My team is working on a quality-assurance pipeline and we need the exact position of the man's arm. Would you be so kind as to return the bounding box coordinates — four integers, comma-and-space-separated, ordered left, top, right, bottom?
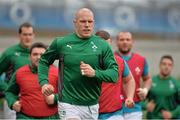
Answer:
0, 51, 11, 75
162, 80, 180, 118
123, 72, 135, 102
5, 72, 20, 109
137, 59, 152, 100
38, 38, 59, 96
45, 93, 59, 105
94, 43, 118, 83
122, 61, 135, 108
142, 59, 152, 90
38, 39, 59, 86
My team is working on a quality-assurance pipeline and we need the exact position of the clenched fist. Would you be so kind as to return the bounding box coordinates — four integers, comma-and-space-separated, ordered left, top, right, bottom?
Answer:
80, 61, 95, 77
125, 98, 134, 108
12, 101, 21, 112
41, 84, 54, 96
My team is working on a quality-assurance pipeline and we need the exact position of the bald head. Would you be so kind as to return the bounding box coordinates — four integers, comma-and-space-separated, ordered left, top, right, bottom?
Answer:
74, 8, 94, 20
73, 8, 94, 38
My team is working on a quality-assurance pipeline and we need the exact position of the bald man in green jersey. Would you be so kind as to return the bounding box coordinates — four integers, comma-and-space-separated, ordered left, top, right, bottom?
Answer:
38, 8, 118, 120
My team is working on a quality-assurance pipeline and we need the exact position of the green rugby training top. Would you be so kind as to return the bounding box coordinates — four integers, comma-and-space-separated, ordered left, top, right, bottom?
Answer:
0, 44, 30, 92
38, 33, 118, 105
142, 75, 180, 119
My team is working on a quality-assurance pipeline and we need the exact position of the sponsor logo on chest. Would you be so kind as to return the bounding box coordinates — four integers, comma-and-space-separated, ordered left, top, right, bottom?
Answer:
66, 44, 72, 49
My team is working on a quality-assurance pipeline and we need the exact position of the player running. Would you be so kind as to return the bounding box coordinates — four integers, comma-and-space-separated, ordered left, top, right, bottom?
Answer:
96, 30, 135, 120
115, 32, 152, 120
5, 42, 59, 119
0, 22, 34, 119
38, 8, 118, 120
143, 55, 180, 119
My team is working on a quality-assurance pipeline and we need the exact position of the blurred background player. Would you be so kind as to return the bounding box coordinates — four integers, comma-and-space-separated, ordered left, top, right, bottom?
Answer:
5, 42, 59, 119
143, 55, 180, 119
115, 32, 152, 120
38, 8, 118, 120
0, 22, 34, 119
96, 30, 135, 120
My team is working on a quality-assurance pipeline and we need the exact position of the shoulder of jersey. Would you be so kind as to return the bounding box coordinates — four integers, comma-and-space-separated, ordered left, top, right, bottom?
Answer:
93, 35, 105, 42
55, 33, 75, 43
3, 44, 20, 56
16, 65, 29, 73
94, 35, 109, 47
133, 52, 145, 59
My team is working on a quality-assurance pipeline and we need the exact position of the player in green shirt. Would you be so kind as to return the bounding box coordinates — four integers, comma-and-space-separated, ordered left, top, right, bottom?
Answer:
38, 8, 118, 119
0, 22, 34, 87
0, 22, 34, 119
142, 55, 180, 119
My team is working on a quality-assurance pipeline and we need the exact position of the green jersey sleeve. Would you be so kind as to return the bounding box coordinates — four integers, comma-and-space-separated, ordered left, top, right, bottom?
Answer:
0, 51, 11, 75
5, 72, 19, 109
95, 43, 118, 83
38, 38, 59, 86
54, 93, 59, 105
171, 80, 180, 118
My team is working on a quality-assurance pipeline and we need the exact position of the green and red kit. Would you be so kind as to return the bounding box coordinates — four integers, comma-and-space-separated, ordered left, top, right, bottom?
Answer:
5, 65, 58, 118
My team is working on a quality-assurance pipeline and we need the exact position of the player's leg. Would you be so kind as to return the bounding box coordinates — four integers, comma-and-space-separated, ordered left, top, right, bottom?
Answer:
58, 102, 99, 120
3, 100, 16, 119
78, 104, 99, 120
58, 102, 81, 120
124, 111, 142, 120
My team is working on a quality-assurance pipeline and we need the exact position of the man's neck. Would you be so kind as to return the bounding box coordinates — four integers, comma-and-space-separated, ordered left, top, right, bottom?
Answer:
20, 43, 30, 49
75, 32, 91, 39
29, 63, 38, 73
117, 50, 131, 57
159, 73, 170, 79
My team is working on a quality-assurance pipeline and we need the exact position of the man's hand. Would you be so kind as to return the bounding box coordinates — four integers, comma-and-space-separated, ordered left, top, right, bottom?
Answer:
162, 110, 172, 119
41, 84, 54, 96
12, 101, 21, 112
45, 94, 55, 105
125, 98, 134, 108
137, 88, 148, 100
80, 61, 95, 77
146, 100, 155, 112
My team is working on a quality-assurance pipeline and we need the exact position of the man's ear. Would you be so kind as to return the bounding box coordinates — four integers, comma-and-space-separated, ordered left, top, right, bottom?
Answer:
73, 19, 76, 24
110, 39, 112, 44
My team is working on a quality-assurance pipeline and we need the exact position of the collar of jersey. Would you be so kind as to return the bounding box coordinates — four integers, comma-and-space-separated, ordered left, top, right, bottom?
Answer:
158, 74, 172, 80
116, 50, 133, 61
18, 43, 30, 52
29, 63, 37, 74
74, 33, 94, 40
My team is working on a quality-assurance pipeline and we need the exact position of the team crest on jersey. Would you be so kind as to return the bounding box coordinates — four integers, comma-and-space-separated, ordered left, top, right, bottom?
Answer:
15, 52, 21, 56
135, 67, 141, 75
120, 95, 124, 100
152, 82, 157, 87
91, 41, 98, 51
169, 80, 175, 89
